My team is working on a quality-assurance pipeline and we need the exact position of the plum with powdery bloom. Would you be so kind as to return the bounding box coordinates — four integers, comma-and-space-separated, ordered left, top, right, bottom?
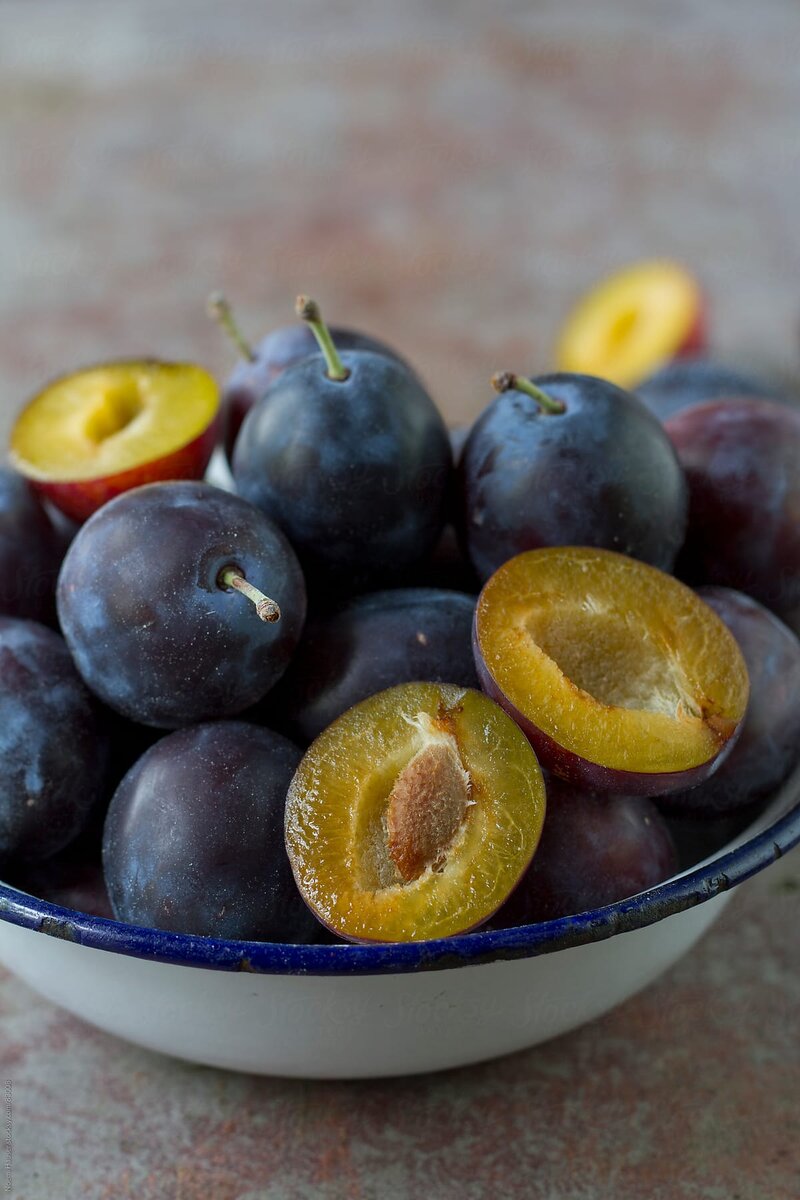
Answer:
0, 468, 66, 625
0, 617, 110, 863
103, 721, 318, 942
232, 300, 452, 592
57, 481, 306, 728
667, 397, 800, 635
457, 372, 688, 583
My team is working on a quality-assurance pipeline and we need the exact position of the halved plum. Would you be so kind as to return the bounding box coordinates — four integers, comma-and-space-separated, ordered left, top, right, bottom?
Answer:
474, 547, 749, 796
284, 682, 546, 943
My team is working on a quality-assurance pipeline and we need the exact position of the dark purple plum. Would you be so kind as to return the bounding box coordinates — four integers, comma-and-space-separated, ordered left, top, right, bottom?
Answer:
103, 721, 319, 942
491, 778, 678, 926
658, 588, 800, 816
457, 372, 688, 583
208, 293, 413, 462
8, 850, 112, 918
69, 711, 165, 857
232, 298, 452, 591
0, 468, 66, 625
262, 588, 480, 744
637, 357, 785, 423
0, 618, 110, 863
57, 481, 306, 728
667, 398, 800, 633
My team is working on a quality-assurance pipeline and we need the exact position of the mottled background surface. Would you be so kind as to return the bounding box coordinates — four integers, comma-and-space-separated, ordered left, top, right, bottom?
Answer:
1, 1, 800, 1197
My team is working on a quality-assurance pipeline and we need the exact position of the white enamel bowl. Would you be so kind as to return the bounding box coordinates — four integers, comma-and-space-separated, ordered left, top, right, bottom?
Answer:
0, 768, 797, 1079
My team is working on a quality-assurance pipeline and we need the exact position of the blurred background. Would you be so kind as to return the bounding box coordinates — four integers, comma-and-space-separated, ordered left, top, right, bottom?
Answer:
1, 0, 799, 437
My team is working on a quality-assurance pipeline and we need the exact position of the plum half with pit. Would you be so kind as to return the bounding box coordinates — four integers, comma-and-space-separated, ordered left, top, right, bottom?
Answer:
233, 297, 452, 591
492, 778, 678, 926
103, 721, 318, 941
285, 682, 546, 942
658, 588, 800, 816
473, 547, 749, 796
262, 587, 480, 744
457, 372, 688, 583
0, 618, 110, 864
57, 481, 306, 728
666, 397, 800, 635
207, 292, 413, 462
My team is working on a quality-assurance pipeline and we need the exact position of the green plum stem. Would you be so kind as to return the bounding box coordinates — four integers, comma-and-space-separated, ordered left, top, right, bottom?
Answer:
207, 292, 257, 363
491, 372, 565, 415
295, 295, 350, 382
218, 567, 281, 623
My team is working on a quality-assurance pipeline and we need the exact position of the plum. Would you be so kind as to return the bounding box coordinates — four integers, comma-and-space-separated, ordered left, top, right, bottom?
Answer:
457, 372, 687, 583
0, 618, 109, 863
285, 683, 546, 942
208, 293, 413, 462
0, 468, 65, 625
473, 547, 749, 795
262, 588, 480, 744
492, 778, 678, 926
57, 481, 306, 728
233, 298, 452, 591
103, 721, 318, 942
667, 397, 800, 634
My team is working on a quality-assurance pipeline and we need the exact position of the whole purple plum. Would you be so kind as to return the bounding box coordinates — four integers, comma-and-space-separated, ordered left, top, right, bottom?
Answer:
0, 468, 66, 625
103, 721, 318, 942
457, 372, 688, 583
0, 618, 109, 863
208, 294, 412, 462
57, 481, 306, 728
666, 397, 800, 634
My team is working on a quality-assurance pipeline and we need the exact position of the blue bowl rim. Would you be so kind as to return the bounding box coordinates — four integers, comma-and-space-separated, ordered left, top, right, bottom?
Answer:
1, 778, 798, 977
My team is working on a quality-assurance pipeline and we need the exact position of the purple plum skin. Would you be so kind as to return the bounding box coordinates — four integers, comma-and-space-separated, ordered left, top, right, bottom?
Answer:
0, 468, 66, 625
636, 357, 785, 423
57, 481, 306, 729
0, 618, 110, 863
666, 398, 800, 635
658, 587, 800, 816
232, 350, 452, 591
261, 588, 480, 744
491, 778, 678, 926
457, 373, 688, 583
223, 324, 412, 461
103, 721, 319, 942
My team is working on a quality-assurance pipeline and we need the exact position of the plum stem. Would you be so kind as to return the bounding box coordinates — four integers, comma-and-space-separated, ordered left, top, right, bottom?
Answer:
207, 292, 257, 363
295, 295, 350, 382
491, 372, 565, 415
218, 566, 281, 623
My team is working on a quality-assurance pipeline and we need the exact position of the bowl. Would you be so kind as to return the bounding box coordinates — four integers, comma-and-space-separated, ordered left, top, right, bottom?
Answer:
1, 768, 798, 1079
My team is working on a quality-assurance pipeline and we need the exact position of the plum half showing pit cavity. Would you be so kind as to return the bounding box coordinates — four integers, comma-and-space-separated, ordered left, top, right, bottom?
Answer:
284, 682, 546, 943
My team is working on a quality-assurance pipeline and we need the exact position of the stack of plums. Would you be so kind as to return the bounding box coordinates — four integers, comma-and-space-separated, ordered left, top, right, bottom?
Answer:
2, 265, 800, 947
